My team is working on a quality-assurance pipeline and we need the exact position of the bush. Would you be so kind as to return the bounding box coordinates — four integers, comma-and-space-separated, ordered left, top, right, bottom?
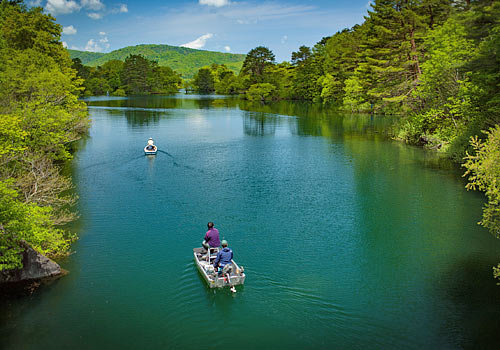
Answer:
246, 83, 276, 101
112, 88, 127, 96
463, 125, 500, 238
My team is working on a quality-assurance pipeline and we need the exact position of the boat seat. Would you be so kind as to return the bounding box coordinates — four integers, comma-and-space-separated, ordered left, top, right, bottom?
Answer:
204, 247, 220, 262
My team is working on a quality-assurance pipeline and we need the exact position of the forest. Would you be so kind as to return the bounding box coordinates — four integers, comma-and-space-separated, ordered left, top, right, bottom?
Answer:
68, 44, 245, 79
0, 1, 88, 270
72, 55, 182, 96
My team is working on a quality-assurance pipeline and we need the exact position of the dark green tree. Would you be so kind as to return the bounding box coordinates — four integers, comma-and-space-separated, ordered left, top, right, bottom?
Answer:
192, 67, 214, 93
291, 38, 329, 101
240, 46, 276, 80
291, 46, 312, 66
100, 59, 124, 92
71, 58, 90, 80
121, 54, 151, 94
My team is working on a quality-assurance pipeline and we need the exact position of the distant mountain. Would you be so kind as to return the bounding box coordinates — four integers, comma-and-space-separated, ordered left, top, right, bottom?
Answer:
67, 44, 246, 78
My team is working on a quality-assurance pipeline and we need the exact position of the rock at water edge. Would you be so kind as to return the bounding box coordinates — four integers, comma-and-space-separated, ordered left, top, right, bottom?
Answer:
0, 240, 62, 284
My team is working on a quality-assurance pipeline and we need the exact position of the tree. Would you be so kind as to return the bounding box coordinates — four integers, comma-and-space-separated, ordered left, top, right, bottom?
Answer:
351, 0, 430, 111
192, 67, 214, 92
246, 83, 276, 102
291, 38, 329, 101
0, 0, 88, 270
321, 27, 363, 104
121, 54, 151, 94
149, 64, 182, 94
72, 58, 90, 80
291, 46, 312, 66
100, 59, 124, 92
240, 46, 275, 80
463, 126, 500, 238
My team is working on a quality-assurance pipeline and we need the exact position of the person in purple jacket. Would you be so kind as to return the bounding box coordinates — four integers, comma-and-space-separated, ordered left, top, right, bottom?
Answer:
202, 222, 220, 251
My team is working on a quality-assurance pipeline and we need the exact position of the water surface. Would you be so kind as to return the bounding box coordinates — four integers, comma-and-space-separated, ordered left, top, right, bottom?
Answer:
2, 95, 500, 349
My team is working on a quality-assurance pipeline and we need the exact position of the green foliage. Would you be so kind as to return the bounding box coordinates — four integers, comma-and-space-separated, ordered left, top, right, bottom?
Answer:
464, 1, 500, 118
149, 65, 182, 94
75, 54, 182, 96
192, 67, 215, 93
122, 54, 152, 94
246, 83, 276, 102
414, 17, 474, 109
68, 44, 245, 79
397, 1, 499, 159
494, 263, 500, 284
0, 0, 88, 270
263, 63, 294, 100
343, 75, 370, 112
291, 46, 312, 65
240, 46, 275, 81
66, 49, 105, 65
191, 63, 243, 94
111, 88, 126, 97
463, 126, 500, 238
321, 28, 362, 104
0, 180, 75, 271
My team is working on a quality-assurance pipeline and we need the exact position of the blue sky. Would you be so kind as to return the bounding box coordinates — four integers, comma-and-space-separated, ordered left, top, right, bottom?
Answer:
30, 0, 372, 62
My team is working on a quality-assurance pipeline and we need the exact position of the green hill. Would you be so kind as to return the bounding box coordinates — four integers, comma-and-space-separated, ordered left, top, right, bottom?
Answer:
67, 44, 245, 78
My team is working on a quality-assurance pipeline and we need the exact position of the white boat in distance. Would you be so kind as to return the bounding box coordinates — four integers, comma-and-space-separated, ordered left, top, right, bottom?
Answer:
193, 247, 245, 289
144, 137, 157, 155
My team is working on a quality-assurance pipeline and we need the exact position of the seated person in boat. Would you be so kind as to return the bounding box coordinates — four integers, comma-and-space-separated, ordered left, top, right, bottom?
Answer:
146, 138, 155, 150
202, 222, 220, 251
213, 240, 233, 276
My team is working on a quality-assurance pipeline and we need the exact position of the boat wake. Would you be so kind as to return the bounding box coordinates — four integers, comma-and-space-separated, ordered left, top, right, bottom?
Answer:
158, 149, 215, 177
81, 154, 144, 171
157, 149, 174, 158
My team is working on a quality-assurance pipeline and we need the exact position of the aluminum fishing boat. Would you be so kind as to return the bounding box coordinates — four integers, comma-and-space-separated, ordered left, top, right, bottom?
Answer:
193, 247, 245, 289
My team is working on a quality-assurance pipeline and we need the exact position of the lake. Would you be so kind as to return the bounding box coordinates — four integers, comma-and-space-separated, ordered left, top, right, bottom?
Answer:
1, 94, 500, 349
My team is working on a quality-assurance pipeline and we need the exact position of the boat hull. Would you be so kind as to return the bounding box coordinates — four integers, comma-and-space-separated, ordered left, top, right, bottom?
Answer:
193, 248, 245, 288
144, 146, 157, 155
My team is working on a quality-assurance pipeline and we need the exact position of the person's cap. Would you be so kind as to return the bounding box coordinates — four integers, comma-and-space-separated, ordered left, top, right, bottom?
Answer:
221, 240, 228, 246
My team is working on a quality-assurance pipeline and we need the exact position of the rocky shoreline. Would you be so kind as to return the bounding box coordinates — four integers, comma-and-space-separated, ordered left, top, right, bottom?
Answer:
0, 241, 66, 296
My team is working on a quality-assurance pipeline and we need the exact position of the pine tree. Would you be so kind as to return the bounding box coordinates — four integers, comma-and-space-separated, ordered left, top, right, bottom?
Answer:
353, 0, 430, 110
121, 54, 151, 94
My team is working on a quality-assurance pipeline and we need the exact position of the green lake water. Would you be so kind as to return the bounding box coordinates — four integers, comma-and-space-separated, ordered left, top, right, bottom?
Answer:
1, 95, 500, 349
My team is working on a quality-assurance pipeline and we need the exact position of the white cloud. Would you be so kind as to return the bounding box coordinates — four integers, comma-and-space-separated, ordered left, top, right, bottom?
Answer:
28, 0, 42, 6
62, 25, 77, 35
109, 3, 128, 14
62, 41, 68, 48
46, 0, 80, 15
80, 35, 110, 52
81, 0, 105, 11
224, 45, 231, 52
84, 39, 103, 52
281, 35, 287, 44
88, 12, 103, 20
99, 31, 106, 36
181, 33, 213, 49
199, 0, 229, 7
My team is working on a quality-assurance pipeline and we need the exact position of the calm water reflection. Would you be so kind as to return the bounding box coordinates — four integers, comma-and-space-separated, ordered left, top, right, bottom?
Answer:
1, 94, 499, 350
